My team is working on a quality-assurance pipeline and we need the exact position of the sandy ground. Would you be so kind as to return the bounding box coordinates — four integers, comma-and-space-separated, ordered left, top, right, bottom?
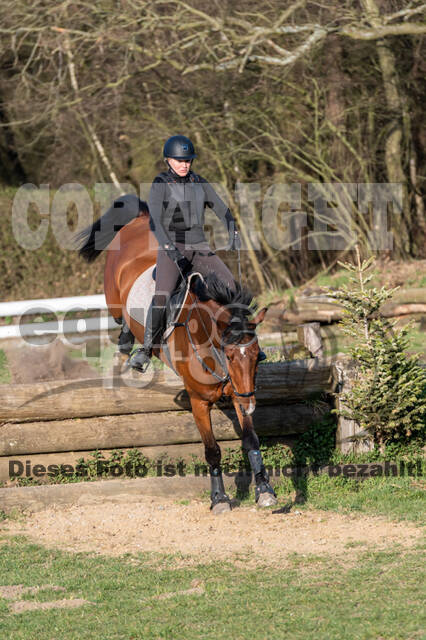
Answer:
1, 496, 422, 567
4, 340, 98, 384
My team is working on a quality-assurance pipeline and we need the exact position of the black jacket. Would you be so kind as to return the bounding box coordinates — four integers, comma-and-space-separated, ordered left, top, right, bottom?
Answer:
148, 168, 235, 258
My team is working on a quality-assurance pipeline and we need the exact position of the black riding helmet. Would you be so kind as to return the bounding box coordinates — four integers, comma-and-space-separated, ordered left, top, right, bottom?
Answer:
163, 135, 196, 160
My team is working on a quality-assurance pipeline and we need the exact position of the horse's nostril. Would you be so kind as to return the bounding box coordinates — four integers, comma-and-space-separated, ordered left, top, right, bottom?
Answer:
239, 404, 247, 417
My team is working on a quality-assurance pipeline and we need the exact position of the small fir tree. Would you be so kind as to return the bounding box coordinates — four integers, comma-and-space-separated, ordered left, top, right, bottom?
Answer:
328, 247, 426, 451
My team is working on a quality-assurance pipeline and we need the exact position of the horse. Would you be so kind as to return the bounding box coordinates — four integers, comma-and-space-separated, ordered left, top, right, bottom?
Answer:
76, 194, 277, 513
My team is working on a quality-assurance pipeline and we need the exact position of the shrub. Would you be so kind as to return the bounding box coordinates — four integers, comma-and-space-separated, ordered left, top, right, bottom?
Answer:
328, 248, 426, 450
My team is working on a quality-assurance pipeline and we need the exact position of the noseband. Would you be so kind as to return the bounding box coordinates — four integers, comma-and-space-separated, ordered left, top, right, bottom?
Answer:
233, 388, 256, 398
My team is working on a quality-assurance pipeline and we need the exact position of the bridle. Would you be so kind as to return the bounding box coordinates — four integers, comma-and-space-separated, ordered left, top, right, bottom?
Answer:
177, 297, 257, 399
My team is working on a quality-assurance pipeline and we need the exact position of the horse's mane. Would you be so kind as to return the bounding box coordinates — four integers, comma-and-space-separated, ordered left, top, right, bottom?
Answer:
193, 274, 257, 343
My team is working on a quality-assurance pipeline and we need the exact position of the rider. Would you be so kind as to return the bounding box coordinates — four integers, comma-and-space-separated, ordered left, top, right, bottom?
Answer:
129, 134, 243, 372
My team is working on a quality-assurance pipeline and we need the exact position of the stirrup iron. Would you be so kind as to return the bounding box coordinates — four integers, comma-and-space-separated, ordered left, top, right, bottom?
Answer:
129, 347, 152, 373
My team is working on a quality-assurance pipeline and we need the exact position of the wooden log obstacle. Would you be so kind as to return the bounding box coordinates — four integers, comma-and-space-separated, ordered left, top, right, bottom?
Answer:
0, 358, 351, 484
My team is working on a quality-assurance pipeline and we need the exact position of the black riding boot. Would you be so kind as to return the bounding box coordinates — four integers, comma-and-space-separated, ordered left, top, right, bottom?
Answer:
129, 303, 165, 373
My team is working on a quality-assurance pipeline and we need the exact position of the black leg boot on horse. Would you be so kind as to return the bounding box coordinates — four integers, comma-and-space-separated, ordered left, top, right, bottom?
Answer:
239, 411, 277, 508
129, 300, 166, 372
118, 320, 135, 356
111, 318, 136, 377
248, 449, 277, 507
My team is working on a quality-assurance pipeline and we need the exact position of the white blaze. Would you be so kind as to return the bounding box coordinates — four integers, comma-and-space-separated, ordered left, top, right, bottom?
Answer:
246, 399, 255, 415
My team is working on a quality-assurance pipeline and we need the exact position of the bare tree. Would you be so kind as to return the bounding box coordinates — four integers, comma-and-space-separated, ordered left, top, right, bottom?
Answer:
0, 0, 425, 290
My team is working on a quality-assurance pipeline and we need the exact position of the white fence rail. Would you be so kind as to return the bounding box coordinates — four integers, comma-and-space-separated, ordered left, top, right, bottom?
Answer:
0, 294, 107, 317
0, 295, 115, 340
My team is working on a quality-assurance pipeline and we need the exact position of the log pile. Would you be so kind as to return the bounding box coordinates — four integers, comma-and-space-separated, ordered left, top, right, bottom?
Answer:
266, 288, 426, 326
0, 359, 336, 483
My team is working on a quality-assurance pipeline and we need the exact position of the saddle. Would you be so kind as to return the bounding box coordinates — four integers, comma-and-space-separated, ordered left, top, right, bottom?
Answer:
126, 266, 200, 342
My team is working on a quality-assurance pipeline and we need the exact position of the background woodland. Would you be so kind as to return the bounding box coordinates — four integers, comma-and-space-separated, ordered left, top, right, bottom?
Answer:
0, 0, 425, 293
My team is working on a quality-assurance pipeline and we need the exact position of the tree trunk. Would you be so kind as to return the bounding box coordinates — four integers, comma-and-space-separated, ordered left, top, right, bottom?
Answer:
0, 100, 26, 185
360, 0, 411, 256
323, 35, 348, 172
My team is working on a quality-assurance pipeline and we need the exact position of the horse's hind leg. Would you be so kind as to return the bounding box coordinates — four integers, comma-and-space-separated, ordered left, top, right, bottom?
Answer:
111, 318, 135, 376
233, 403, 277, 508
188, 391, 231, 514
117, 318, 135, 355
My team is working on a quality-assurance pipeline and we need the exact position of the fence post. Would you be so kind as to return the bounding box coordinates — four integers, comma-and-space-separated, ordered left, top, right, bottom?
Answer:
297, 322, 324, 358
332, 357, 374, 453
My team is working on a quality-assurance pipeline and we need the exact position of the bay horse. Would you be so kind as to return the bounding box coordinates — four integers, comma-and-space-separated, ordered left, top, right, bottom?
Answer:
77, 194, 277, 513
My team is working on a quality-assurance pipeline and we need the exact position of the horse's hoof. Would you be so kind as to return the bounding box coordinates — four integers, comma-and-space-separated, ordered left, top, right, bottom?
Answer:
255, 482, 278, 508
211, 500, 232, 515
257, 492, 278, 508
121, 357, 133, 374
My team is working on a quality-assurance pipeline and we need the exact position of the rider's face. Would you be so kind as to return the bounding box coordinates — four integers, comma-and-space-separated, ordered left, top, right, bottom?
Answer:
167, 157, 192, 176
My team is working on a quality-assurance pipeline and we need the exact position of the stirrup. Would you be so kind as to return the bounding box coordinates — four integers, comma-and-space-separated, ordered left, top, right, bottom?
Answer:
129, 347, 151, 373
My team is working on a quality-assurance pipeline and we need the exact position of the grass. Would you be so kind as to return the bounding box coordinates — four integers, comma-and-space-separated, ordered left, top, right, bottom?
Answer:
255, 264, 426, 308
286, 474, 426, 524
315, 271, 352, 289
314, 265, 426, 291
408, 274, 426, 288
1, 419, 424, 636
403, 326, 426, 358
67, 342, 118, 375
259, 323, 426, 361
0, 349, 11, 383
320, 325, 426, 360
221, 470, 426, 524
0, 534, 424, 639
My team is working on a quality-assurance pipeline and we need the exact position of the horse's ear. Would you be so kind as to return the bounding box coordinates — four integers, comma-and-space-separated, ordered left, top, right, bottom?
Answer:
252, 307, 267, 325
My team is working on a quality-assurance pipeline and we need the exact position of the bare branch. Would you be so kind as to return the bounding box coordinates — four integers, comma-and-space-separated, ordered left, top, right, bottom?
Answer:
208, 26, 328, 71
340, 23, 426, 39
383, 3, 426, 24
63, 34, 122, 192
273, 0, 307, 29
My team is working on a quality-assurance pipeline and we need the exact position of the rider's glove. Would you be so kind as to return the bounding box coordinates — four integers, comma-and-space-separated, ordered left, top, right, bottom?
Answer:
164, 243, 192, 275
229, 229, 241, 250
176, 256, 192, 276
164, 243, 178, 259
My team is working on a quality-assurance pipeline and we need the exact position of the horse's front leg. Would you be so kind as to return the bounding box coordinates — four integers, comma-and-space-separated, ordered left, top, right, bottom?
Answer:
233, 402, 278, 508
188, 390, 232, 514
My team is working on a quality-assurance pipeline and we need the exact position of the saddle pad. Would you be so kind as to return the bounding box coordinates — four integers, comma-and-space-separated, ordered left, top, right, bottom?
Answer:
126, 265, 155, 328
126, 267, 203, 333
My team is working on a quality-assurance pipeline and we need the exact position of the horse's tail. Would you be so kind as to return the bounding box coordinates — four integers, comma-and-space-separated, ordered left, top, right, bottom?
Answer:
76, 194, 149, 263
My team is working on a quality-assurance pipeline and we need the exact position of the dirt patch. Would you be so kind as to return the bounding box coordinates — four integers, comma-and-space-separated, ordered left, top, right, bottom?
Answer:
10, 598, 93, 614
0, 584, 65, 599
4, 340, 98, 383
149, 579, 205, 601
0, 583, 92, 615
1, 496, 422, 567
